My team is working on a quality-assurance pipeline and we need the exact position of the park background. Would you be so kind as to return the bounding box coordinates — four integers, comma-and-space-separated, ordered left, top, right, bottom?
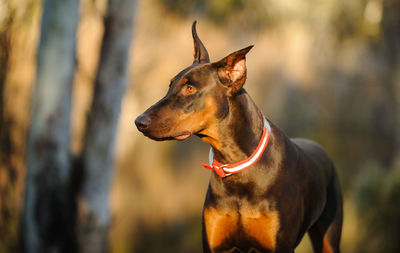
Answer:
0, 0, 399, 252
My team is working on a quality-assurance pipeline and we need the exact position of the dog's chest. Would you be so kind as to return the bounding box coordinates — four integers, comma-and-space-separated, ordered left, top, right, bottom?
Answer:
203, 206, 280, 251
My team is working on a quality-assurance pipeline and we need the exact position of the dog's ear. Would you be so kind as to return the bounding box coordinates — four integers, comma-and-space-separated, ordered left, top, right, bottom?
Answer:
212, 45, 253, 95
192, 21, 210, 64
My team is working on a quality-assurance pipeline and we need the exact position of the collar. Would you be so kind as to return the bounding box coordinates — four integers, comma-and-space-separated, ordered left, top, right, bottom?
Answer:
201, 111, 271, 178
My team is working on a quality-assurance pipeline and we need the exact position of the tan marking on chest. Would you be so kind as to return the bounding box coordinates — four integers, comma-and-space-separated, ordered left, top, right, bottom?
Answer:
204, 207, 280, 250
203, 207, 239, 249
241, 209, 280, 250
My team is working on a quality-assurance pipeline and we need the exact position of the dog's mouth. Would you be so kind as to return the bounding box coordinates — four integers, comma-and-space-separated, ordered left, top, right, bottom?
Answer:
140, 130, 192, 141
173, 131, 192, 141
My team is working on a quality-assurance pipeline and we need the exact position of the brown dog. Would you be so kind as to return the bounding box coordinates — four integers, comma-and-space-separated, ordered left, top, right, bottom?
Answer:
135, 21, 342, 253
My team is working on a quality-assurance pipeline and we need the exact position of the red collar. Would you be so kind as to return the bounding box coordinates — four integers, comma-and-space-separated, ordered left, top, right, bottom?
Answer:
201, 112, 271, 178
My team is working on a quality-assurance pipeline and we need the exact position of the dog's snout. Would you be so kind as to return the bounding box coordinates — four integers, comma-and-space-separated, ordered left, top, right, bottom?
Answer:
135, 114, 151, 132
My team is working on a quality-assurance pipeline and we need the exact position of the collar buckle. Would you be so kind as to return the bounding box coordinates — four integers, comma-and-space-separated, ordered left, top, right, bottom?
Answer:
213, 164, 229, 178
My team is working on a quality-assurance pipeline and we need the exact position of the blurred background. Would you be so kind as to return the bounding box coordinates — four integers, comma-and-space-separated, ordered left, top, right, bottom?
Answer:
0, 0, 399, 252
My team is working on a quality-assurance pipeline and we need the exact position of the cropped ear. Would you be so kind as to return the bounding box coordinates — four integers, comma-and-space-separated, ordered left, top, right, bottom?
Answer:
212, 45, 254, 94
192, 21, 210, 64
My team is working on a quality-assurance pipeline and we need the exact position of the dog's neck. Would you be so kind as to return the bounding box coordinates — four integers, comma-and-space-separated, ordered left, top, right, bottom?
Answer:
206, 89, 265, 165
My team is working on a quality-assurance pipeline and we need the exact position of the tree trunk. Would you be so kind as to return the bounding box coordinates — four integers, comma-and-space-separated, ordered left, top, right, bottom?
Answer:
78, 0, 136, 252
21, 0, 80, 252
0, 6, 17, 252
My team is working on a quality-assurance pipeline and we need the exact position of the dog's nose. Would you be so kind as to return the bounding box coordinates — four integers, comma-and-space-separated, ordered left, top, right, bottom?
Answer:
135, 114, 151, 132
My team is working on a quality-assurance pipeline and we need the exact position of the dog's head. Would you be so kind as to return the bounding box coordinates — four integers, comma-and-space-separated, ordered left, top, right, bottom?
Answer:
135, 21, 253, 145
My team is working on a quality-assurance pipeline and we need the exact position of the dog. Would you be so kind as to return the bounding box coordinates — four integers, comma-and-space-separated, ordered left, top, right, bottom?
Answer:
135, 21, 342, 253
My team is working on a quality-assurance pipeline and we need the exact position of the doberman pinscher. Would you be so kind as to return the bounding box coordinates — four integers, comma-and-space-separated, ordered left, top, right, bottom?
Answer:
135, 21, 342, 253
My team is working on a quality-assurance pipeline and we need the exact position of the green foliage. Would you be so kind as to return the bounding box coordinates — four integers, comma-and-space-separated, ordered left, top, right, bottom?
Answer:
157, 0, 271, 28
356, 163, 400, 253
205, 0, 246, 23
330, 1, 366, 41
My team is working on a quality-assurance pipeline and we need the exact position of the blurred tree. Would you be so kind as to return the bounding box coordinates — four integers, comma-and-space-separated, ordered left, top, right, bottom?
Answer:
355, 1, 400, 251
21, 0, 80, 252
377, 0, 400, 168
22, 0, 136, 252
78, 0, 136, 252
0, 3, 18, 252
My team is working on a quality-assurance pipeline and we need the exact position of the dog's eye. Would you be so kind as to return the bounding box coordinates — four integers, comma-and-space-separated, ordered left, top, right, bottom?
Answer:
184, 84, 196, 95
